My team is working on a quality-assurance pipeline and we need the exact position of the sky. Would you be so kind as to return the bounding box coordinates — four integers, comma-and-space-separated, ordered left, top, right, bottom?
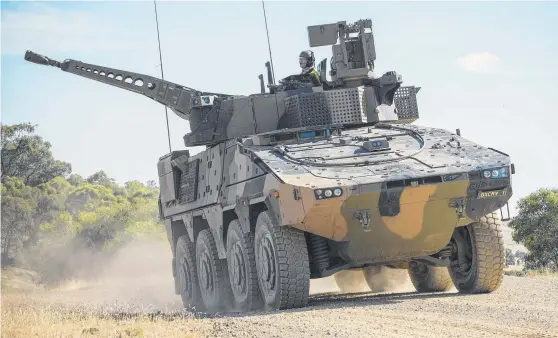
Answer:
2, 0, 558, 217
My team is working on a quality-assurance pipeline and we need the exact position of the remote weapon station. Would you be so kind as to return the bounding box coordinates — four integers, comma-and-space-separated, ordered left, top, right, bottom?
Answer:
25, 18, 514, 313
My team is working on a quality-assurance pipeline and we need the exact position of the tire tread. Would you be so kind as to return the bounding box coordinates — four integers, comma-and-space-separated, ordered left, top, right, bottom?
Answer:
257, 211, 310, 310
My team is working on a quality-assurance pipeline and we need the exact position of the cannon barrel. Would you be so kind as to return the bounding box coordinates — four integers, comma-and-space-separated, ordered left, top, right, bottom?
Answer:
25, 50, 62, 67
23, 50, 235, 121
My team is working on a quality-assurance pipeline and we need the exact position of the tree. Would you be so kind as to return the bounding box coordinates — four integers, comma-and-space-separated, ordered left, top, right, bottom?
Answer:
147, 180, 158, 189
86, 170, 116, 187
1, 121, 165, 283
1, 123, 71, 186
1, 177, 37, 266
508, 188, 558, 269
505, 248, 516, 267
67, 174, 85, 186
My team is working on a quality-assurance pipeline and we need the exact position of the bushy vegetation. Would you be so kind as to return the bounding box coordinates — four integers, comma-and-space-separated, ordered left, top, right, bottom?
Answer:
1, 122, 165, 286
508, 187, 558, 273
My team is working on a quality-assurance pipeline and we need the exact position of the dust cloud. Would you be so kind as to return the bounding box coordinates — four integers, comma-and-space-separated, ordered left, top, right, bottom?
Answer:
311, 267, 415, 296
28, 239, 414, 314
364, 266, 415, 293
31, 239, 184, 313
310, 276, 342, 294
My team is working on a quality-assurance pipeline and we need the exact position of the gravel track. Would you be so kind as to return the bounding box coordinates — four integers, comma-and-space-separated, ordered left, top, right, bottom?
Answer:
27, 272, 558, 338
203, 275, 558, 338
12, 241, 558, 338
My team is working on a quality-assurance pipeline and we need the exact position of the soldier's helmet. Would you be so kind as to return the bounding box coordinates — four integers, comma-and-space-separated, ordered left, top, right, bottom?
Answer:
299, 50, 315, 69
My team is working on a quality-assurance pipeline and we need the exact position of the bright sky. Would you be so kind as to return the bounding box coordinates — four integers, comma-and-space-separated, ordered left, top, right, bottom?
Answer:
2, 0, 557, 216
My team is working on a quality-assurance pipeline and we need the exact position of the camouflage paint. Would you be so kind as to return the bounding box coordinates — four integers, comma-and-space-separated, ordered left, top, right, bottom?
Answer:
251, 122, 513, 265
155, 119, 512, 266
265, 172, 510, 265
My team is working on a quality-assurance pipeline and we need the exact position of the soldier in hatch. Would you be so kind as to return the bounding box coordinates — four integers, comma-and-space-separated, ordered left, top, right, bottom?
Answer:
283, 50, 322, 86
298, 50, 322, 86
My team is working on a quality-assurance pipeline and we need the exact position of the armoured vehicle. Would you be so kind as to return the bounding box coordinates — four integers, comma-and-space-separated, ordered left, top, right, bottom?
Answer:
25, 18, 514, 313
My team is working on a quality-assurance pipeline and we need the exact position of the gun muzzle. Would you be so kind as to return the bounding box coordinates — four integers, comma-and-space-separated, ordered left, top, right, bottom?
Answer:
24, 50, 61, 68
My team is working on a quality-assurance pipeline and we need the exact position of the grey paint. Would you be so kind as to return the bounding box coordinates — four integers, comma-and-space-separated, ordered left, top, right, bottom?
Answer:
23, 17, 415, 149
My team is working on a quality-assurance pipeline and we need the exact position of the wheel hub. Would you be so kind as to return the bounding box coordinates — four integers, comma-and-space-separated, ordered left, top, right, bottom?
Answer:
230, 242, 246, 294
257, 234, 276, 295
450, 226, 474, 277
199, 251, 213, 293
411, 262, 429, 277
180, 256, 193, 297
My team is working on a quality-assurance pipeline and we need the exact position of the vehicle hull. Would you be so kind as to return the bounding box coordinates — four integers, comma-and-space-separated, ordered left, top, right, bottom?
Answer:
277, 174, 511, 266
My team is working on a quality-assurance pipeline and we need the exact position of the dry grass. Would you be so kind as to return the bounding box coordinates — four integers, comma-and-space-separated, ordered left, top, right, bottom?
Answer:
522, 267, 558, 279
504, 267, 558, 279
1, 240, 215, 337
1, 293, 211, 338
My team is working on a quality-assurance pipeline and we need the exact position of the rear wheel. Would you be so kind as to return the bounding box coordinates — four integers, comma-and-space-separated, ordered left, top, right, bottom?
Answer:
195, 229, 233, 312
408, 263, 453, 292
254, 210, 310, 310
448, 212, 505, 293
226, 219, 263, 311
175, 235, 204, 312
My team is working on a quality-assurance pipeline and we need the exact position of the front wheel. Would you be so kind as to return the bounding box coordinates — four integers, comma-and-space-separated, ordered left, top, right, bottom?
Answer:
448, 212, 505, 293
254, 210, 310, 310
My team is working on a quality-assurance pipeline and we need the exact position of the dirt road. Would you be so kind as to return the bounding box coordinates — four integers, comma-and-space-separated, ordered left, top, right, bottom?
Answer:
207, 275, 558, 338
4, 241, 558, 338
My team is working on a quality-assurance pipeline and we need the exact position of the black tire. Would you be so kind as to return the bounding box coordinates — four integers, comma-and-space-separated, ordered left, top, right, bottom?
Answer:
363, 266, 410, 293
254, 210, 310, 310
333, 269, 370, 293
226, 219, 263, 311
448, 212, 505, 293
408, 263, 453, 292
175, 234, 204, 312
195, 229, 233, 313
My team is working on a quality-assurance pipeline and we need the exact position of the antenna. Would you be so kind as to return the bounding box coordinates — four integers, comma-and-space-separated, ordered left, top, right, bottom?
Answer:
261, 0, 281, 122
153, 0, 172, 153
261, 0, 276, 85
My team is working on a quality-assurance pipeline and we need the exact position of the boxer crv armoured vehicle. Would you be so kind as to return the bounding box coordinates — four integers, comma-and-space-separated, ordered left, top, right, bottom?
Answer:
24, 18, 514, 313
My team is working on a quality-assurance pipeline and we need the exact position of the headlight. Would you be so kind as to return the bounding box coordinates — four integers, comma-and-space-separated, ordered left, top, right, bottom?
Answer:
482, 166, 509, 179
314, 187, 343, 200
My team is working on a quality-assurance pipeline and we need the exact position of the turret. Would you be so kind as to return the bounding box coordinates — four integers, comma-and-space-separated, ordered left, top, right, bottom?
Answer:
24, 18, 420, 148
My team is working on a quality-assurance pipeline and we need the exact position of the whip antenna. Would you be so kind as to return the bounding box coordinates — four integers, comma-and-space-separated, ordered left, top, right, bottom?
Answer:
261, 0, 281, 121
153, 0, 172, 152
261, 0, 276, 85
